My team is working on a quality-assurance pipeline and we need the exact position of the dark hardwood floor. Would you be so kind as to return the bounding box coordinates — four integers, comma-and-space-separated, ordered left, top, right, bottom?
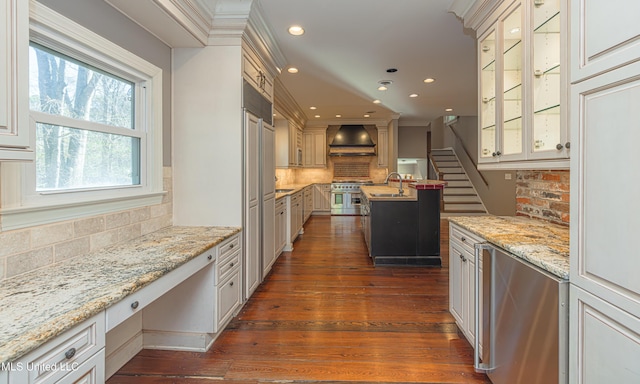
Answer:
107, 216, 490, 383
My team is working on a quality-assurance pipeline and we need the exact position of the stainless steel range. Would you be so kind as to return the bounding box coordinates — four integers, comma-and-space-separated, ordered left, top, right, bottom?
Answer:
331, 180, 373, 215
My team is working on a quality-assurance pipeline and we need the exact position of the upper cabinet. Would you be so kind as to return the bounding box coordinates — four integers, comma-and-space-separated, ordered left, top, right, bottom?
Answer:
477, 0, 569, 169
0, 0, 32, 161
302, 128, 326, 168
243, 46, 274, 101
275, 118, 302, 168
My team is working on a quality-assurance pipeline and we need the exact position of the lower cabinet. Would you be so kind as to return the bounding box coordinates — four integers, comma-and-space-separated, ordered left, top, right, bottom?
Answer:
313, 183, 331, 213
449, 223, 483, 350
9, 313, 105, 384
290, 191, 303, 243
303, 186, 313, 222
275, 197, 287, 256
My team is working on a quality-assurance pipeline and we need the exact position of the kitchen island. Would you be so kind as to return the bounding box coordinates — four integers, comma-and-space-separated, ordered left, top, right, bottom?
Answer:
360, 180, 446, 266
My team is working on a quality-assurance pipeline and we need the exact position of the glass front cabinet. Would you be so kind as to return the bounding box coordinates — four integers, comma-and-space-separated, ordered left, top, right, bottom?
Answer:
478, 0, 568, 169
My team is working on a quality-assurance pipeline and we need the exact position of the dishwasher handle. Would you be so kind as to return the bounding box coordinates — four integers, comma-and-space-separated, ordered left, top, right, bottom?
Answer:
474, 243, 494, 374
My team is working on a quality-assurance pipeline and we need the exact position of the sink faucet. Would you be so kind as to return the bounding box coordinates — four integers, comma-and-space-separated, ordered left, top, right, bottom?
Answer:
385, 172, 404, 196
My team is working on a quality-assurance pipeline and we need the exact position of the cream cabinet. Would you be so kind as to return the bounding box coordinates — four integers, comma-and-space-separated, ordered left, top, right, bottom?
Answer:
313, 184, 331, 213
302, 129, 326, 168
449, 223, 483, 350
302, 186, 313, 223
0, 0, 32, 161
290, 191, 303, 244
477, 0, 569, 169
569, 1, 640, 380
275, 197, 287, 256
9, 314, 105, 384
275, 119, 302, 168
242, 46, 273, 101
377, 127, 388, 167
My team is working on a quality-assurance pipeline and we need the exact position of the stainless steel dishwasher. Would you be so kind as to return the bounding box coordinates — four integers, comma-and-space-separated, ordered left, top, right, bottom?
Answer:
474, 243, 569, 384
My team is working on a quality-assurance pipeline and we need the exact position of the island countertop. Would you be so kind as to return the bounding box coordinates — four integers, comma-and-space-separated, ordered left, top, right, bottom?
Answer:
448, 215, 569, 279
0, 225, 241, 365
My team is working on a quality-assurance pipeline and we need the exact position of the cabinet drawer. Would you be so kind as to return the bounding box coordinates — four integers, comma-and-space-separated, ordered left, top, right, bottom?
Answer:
219, 235, 240, 262
450, 224, 483, 253
217, 249, 240, 285
217, 269, 242, 328
10, 314, 105, 384
56, 348, 104, 384
105, 248, 215, 331
275, 198, 285, 210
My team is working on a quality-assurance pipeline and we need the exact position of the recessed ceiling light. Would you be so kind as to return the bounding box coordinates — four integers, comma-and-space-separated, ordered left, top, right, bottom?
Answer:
364, 114, 370, 118
314, 115, 320, 118
377, 80, 392, 91
336, 114, 341, 118
424, 78, 435, 83
445, 108, 453, 112
287, 67, 299, 74
373, 99, 381, 104
310, 106, 317, 110
410, 93, 419, 98
288, 25, 304, 36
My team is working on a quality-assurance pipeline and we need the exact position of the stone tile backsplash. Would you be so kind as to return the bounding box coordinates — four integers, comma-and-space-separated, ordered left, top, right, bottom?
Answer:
0, 167, 174, 282
516, 170, 569, 226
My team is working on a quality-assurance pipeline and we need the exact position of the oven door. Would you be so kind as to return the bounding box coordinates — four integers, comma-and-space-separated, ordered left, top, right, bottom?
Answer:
331, 191, 346, 215
349, 192, 362, 213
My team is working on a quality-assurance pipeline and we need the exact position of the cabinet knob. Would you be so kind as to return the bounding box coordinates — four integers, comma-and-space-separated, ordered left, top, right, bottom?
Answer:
496, 151, 502, 156
461, 237, 466, 242
131, 301, 139, 310
230, 281, 234, 286
556, 143, 564, 150
208, 255, 213, 261
230, 262, 234, 267
565, 142, 571, 149
64, 347, 76, 359
229, 244, 234, 249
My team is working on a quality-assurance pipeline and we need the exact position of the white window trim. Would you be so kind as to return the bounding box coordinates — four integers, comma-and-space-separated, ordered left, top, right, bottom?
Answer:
0, 1, 164, 231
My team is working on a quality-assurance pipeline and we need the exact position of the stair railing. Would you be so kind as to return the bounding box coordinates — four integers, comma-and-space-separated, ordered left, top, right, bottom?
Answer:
448, 125, 489, 187
427, 152, 445, 211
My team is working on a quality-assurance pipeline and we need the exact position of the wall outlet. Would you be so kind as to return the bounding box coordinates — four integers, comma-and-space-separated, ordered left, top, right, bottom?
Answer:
505, 173, 512, 180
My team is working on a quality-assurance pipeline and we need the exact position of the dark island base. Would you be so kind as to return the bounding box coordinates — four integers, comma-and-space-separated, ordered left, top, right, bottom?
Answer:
373, 255, 442, 267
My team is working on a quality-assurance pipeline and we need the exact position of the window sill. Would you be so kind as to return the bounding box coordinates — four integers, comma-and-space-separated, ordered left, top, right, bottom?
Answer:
0, 191, 166, 231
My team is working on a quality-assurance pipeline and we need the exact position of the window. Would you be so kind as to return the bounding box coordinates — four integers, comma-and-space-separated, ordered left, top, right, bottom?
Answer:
29, 43, 140, 192
0, 2, 163, 231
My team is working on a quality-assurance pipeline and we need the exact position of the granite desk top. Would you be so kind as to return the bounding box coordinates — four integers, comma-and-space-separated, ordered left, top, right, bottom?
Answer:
0, 226, 241, 365
448, 216, 569, 279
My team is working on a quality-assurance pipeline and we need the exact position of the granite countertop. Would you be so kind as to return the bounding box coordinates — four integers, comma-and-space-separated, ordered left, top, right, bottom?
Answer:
0, 226, 241, 365
448, 216, 569, 279
360, 185, 417, 201
275, 183, 313, 200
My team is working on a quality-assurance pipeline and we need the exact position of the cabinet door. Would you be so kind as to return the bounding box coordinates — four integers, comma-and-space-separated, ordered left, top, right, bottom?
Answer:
500, 2, 525, 161
262, 196, 276, 276
449, 241, 465, 327
377, 128, 388, 167
0, 0, 31, 160
530, 0, 568, 159
262, 122, 275, 198
570, 0, 640, 83
479, 27, 498, 161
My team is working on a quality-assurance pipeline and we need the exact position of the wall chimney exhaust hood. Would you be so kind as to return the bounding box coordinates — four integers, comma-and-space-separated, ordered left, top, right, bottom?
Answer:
329, 125, 376, 156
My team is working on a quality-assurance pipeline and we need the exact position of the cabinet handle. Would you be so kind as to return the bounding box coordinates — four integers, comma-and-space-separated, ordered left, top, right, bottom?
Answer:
64, 347, 76, 359
461, 237, 466, 242
230, 281, 234, 286
230, 262, 234, 267
556, 143, 564, 150
496, 150, 502, 156
229, 244, 234, 249
492, 152, 497, 157
131, 301, 139, 310
208, 255, 213, 261
565, 142, 571, 149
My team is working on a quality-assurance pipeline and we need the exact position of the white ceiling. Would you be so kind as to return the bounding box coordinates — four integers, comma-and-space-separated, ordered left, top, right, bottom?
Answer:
255, 0, 478, 126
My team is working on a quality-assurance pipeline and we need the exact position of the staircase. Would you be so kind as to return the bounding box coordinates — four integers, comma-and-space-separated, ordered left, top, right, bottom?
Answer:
430, 148, 487, 215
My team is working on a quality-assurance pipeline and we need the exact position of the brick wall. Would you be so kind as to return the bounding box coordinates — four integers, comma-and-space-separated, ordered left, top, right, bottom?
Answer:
0, 167, 173, 282
516, 170, 570, 226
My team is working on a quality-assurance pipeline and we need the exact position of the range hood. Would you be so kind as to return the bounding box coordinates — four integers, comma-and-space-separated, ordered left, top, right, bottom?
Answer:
329, 125, 376, 156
